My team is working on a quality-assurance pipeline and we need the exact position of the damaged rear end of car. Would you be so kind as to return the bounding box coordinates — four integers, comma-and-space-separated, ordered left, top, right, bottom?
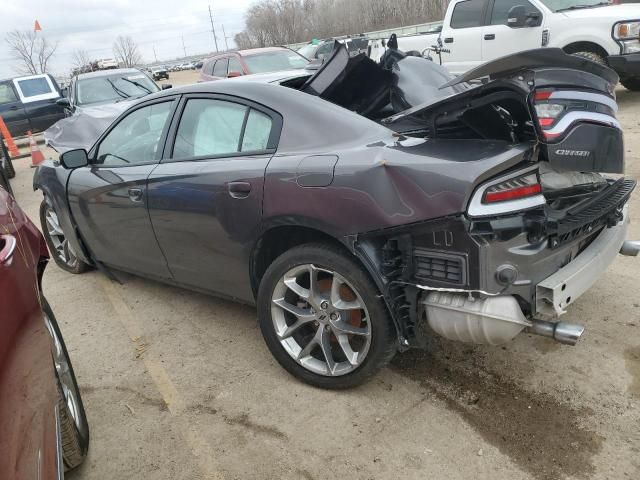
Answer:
309, 46, 639, 350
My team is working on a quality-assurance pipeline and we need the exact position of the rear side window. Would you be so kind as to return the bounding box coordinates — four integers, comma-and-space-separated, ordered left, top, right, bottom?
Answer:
17, 77, 53, 97
0, 83, 18, 104
173, 99, 274, 158
451, 0, 486, 28
242, 110, 272, 152
213, 58, 228, 77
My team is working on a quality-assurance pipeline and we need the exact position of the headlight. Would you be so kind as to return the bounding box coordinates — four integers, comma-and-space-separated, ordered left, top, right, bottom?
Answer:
614, 21, 640, 40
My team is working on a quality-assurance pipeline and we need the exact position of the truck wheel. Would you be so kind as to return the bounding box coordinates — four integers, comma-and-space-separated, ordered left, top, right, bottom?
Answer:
257, 243, 397, 389
572, 51, 606, 65
621, 77, 640, 91
43, 298, 90, 471
40, 199, 90, 274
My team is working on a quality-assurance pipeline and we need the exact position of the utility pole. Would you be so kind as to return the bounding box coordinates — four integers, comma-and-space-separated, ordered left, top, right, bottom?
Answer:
181, 36, 187, 57
153, 46, 158, 63
208, 4, 219, 53
221, 24, 229, 51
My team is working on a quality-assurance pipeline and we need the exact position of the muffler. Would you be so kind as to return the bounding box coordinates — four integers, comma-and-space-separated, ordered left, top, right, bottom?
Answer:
422, 292, 585, 346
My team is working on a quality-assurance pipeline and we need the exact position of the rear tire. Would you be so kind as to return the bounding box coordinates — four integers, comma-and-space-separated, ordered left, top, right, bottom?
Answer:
571, 51, 606, 65
621, 77, 640, 92
40, 199, 90, 274
43, 298, 89, 471
257, 243, 397, 389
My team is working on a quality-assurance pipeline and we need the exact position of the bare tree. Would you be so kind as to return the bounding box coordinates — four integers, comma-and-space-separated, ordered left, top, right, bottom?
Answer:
5, 30, 57, 74
113, 35, 142, 67
235, 0, 449, 49
71, 49, 92, 72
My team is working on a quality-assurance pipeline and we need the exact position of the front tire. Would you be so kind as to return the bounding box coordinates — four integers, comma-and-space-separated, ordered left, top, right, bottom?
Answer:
43, 298, 90, 471
571, 51, 606, 65
621, 77, 640, 92
257, 243, 397, 389
40, 199, 90, 274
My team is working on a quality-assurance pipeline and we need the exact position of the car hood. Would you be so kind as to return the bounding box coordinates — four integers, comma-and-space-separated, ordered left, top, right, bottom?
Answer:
44, 100, 135, 153
560, 4, 640, 20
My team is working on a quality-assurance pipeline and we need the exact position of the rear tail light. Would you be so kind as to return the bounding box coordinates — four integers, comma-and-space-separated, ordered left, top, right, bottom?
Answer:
532, 89, 619, 142
482, 173, 541, 204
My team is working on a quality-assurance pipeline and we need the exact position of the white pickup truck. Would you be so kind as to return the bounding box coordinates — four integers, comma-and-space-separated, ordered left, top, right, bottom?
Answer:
436, 0, 640, 90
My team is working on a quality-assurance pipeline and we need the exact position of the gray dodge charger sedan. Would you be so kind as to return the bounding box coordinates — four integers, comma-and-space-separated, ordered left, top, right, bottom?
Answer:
34, 45, 639, 388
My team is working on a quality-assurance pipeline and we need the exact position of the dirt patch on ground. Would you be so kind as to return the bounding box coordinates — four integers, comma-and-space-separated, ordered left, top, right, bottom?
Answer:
624, 346, 640, 397
82, 385, 169, 411
392, 347, 603, 480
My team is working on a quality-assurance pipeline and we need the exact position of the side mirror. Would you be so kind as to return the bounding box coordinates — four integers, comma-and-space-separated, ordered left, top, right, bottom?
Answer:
507, 5, 527, 28
60, 149, 88, 169
56, 97, 70, 107
161, 84, 172, 90
227, 71, 242, 78
526, 11, 542, 27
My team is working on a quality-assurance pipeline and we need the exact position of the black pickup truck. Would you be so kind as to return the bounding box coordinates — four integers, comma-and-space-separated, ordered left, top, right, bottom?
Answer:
0, 73, 65, 138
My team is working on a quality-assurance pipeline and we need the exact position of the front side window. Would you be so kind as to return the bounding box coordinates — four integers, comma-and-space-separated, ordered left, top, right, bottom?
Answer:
213, 59, 229, 77
451, 0, 487, 28
228, 57, 244, 75
0, 83, 18, 104
173, 99, 274, 159
96, 101, 173, 166
490, 0, 540, 24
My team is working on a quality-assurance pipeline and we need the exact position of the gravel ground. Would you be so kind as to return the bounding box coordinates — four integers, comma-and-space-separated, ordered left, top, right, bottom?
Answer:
8, 71, 639, 480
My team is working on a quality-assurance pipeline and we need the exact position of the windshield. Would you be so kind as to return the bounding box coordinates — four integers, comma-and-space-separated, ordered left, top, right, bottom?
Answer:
76, 72, 159, 106
539, 0, 611, 12
244, 51, 309, 73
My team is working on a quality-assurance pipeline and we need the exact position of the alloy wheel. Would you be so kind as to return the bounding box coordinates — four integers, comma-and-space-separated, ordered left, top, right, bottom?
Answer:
44, 206, 79, 268
44, 311, 84, 434
271, 264, 372, 376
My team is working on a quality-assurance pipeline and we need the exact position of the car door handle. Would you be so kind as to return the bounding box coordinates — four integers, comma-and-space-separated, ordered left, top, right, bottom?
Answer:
484, 34, 495, 40
227, 181, 251, 199
128, 187, 144, 202
0, 234, 17, 265
444, 37, 454, 44
9, 106, 18, 111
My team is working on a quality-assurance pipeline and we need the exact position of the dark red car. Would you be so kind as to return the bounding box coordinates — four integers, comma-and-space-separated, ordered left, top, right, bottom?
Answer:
198, 47, 309, 82
0, 186, 89, 479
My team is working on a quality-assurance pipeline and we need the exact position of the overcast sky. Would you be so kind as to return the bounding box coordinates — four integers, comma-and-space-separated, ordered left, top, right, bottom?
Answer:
0, 0, 255, 79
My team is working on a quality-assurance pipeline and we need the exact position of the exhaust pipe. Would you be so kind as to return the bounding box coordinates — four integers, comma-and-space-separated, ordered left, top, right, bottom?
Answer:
527, 320, 585, 346
620, 240, 640, 257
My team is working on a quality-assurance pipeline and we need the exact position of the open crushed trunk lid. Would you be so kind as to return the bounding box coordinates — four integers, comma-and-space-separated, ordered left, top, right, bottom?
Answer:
299, 44, 624, 174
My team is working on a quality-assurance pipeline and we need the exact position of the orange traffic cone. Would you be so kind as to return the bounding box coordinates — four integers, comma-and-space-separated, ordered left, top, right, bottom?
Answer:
28, 131, 45, 167
0, 116, 20, 158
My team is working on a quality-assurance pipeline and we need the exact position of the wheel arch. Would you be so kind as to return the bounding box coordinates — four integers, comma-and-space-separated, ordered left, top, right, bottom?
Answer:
249, 222, 403, 344
562, 41, 609, 60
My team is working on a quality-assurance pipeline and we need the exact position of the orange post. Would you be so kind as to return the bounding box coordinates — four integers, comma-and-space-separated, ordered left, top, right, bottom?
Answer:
27, 131, 45, 167
0, 116, 20, 158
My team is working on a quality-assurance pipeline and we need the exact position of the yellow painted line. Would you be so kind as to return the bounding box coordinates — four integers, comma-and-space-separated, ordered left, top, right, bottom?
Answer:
99, 276, 225, 480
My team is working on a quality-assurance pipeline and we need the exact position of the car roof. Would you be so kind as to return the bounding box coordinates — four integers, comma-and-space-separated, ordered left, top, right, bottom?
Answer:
205, 47, 290, 62
74, 68, 143, 80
